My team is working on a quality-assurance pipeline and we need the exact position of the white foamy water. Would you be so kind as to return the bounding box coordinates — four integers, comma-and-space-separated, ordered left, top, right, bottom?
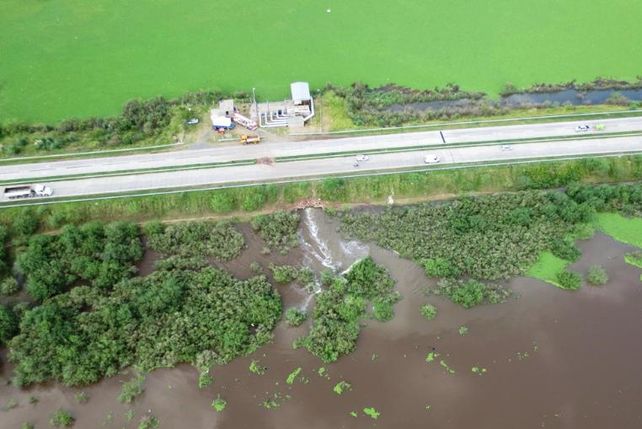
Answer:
297, 208, 369, 310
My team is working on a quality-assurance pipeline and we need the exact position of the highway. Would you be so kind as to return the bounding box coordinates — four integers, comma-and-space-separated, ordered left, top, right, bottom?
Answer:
2, 116, 642, 182
8, 135, 642, 200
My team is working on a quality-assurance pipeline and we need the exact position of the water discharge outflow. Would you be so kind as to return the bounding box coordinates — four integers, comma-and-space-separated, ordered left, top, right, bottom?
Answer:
298, 208, 369, 309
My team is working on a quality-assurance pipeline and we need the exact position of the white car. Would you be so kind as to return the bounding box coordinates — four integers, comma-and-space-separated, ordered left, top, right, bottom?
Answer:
186, 118, 200, 125
356, 154, 369, 162
500, 145, 512, 151
575, 125, 591, 132
424, 154, 440, 164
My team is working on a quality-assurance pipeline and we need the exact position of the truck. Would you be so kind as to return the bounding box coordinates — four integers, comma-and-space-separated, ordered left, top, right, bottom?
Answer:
240, 134, 261, 145
3, 184, 53, 199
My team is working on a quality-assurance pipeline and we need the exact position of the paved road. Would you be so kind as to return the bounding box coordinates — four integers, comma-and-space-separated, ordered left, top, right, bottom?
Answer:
2, 117, 642, 182
9, 136, 641, 200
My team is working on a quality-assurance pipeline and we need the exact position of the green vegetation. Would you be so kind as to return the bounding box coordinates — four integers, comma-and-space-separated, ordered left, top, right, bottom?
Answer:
251, 211, 300, 254
333, 380, 352, 395
439, 359, 456, 375
286, 368, 302, 385
435, 279, 510, 308
420, 304, 437, 320
0, 92, 216, 157
594, 213, 642, 248
300, 257, 398, 362
118, 374, 146, 404
458, 326, 469, 336
363, 407, 381, 420
9, 263, 281, 386
340, 191, 595, 281
0, 277, 19, 296
270, 265, 306, 284
145, 220, 245, 260
625, 251, 642, 268
2, 0, 642, 123
0, 304, 18, 346
137, 415, 159, 429
49, 408, 74, 428
526, 251, 570, 286
556, 271, 582, 291
74, 391, 89, 404
586, 265, 609, 286
426, 352, 440, 363
211, 396, 227, 412
249, 360, 267, 376
4, 397, 18, 410
285, 308, 307, 327
17, 221, 143, 301
472, 366, 487, 375
21, 423, 34, 429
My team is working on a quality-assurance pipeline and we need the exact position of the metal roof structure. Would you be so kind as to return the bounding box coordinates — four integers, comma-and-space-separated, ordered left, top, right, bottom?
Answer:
290, 82, 311, 104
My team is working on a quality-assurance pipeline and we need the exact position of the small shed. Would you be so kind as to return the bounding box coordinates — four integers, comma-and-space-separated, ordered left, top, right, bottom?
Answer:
290, 82, 312, 105
210, 109, 233, 129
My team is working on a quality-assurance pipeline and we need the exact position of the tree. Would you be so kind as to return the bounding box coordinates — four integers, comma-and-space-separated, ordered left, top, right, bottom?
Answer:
0, 304, 18, 346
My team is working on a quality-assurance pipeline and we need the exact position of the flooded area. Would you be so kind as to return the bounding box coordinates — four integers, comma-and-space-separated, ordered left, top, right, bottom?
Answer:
2, 210, 642, 428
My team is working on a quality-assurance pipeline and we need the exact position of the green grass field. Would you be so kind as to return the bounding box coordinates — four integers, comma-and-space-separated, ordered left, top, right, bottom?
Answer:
1, 0, 641, 123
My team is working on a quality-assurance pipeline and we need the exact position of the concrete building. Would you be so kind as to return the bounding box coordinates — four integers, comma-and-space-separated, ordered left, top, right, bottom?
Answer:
255, 82, 315, 128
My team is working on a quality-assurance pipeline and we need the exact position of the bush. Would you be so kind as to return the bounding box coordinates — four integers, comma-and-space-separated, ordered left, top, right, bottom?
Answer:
302, 258, 399, 362
586, 265, 608, 286
285, 308, 307, 327
423, 258, 461, 278
550, 238, 581, 262
12, 208, 39, 238
118, 374, 145, 404
49, 408, 74, 427
137, 415, 159, 429
435, 279, 509, 308
9, 265, 281, 387
420, 304, 437, 320
251, 211, 300, 253
270, 264, 300, 284
0, 304, 18, 346
146, 221, 244, 261
0, 277, 19, 296
556, 270, 582, 290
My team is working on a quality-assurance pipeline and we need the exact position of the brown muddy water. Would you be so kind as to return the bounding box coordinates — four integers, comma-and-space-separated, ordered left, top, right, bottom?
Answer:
2, 209, 642, 429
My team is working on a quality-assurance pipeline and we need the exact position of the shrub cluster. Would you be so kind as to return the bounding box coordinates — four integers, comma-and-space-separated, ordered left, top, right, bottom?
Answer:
586, 265, 608, 286
145, 220, 245, 261
251, 211, 300, 254
17, 222, 143, 301
285, 308, 307, 327
300, 257, 399, 362
9, 264, 281, 386
340, 191, 594, 281
435, 279, 510, 308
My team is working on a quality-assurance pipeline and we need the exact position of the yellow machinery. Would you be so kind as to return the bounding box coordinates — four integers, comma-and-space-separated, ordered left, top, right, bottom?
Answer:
240, 134, 261, 144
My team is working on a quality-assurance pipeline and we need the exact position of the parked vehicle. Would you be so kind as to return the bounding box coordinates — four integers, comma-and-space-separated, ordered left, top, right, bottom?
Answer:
424, 154, 440, 164
186, 118, 199, 125
575, 125, 591, 132
4, 184, 53, 199
240, 134, 261, 144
